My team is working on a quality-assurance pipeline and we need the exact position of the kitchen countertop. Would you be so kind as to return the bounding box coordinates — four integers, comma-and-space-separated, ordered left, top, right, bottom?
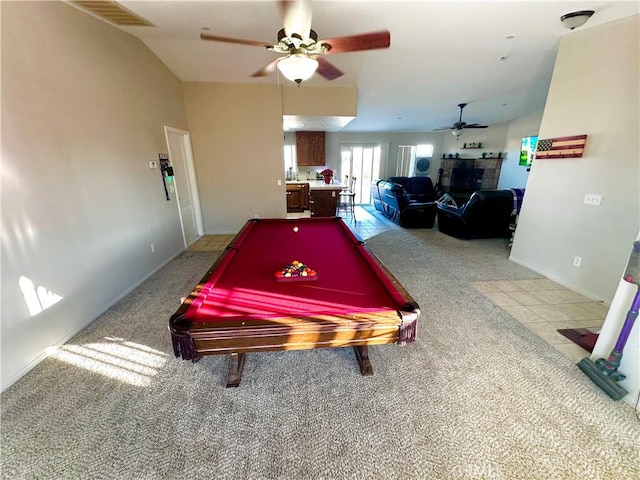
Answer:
286, 179, 343, 190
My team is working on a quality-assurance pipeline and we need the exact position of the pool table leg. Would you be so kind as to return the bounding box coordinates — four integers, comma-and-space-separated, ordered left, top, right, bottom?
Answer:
226, 353, 246, 388
353, 346, 374, 376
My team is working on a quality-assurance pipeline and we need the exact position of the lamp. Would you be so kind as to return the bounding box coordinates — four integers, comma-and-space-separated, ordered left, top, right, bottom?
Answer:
560, 10, 594, 29
277, 54, 319, 84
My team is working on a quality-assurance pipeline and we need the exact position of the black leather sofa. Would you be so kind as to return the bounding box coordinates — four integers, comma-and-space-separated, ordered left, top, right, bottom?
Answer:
388, 176, 438, 203
436, 189, 515, 239
371, 179, 437, 228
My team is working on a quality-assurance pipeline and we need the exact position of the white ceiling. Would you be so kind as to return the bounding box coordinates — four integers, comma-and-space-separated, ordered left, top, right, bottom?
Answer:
76, 1, 639, 132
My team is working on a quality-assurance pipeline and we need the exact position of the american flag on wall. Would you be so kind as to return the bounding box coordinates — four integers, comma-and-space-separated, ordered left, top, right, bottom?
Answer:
535, 135, 587, 159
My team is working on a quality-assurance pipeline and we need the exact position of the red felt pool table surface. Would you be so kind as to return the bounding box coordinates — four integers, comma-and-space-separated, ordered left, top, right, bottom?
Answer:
169, 217, 419, 386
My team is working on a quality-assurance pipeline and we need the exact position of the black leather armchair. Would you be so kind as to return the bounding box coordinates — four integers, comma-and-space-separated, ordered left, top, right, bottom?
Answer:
373, 180, 437, 228
371, 179, 385, 214
436, 190, 515, 239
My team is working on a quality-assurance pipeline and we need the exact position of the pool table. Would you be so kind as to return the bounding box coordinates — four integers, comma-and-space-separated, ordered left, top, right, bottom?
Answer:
169, 217, 419, 387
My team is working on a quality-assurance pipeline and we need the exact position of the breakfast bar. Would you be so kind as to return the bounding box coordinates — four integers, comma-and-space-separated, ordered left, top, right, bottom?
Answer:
286, 179, 343, 216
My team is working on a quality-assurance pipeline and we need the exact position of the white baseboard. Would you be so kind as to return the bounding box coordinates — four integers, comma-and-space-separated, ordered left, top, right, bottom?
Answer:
508, 254, 610, 306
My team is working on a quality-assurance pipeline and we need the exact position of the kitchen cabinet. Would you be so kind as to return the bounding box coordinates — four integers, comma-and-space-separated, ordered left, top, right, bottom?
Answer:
296, 131, 325, 166
309, 189, 340, 217
286, 183, 309, 212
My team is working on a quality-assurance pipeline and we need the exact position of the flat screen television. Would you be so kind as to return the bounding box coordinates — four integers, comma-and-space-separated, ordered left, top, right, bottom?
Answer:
519, 135, 538, 167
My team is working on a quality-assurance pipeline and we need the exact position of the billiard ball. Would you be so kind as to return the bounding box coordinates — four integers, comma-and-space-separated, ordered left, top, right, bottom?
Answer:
293, 226, 299, 233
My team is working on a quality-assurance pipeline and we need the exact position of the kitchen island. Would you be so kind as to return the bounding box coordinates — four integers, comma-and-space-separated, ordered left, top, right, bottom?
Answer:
286, 179, 343, 217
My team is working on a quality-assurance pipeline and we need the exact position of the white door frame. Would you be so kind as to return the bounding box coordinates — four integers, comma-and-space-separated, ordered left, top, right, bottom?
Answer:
164, 126, 204, 248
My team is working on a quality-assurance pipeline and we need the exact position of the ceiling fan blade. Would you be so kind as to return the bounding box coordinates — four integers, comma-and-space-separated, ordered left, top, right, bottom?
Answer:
463, 125, 489, 129
200, 32, 272, 48
321, 30, 390, 54
433, 127, 454, 131
250, 59, 281, 78
279, 0, 312, 38
316, 57, 343, 80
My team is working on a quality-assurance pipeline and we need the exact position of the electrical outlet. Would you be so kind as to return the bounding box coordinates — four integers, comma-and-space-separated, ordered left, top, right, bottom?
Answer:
573, 256, 582, 267
584, 194, 602, 205
151, 244, 155, 253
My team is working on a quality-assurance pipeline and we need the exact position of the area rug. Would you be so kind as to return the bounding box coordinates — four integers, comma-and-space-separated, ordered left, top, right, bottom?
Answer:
557, 328, 599, 353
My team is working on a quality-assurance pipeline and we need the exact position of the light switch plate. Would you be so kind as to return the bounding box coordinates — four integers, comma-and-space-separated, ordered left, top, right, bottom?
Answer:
149, 161, 158, 169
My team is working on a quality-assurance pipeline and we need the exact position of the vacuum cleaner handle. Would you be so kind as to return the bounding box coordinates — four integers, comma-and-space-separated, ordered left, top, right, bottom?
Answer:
612, 285, 640, 353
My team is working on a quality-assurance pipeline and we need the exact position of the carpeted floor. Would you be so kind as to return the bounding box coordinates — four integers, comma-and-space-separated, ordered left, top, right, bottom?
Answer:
2, 228, 639, 479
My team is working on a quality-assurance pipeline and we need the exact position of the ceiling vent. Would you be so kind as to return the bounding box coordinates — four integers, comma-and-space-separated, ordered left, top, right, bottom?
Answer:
71, 1, 154, 27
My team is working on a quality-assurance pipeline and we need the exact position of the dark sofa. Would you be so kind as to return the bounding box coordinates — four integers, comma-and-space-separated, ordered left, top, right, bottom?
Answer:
371, 178, 437, 228
388, 176, 438, 203
436, 189, 517, 239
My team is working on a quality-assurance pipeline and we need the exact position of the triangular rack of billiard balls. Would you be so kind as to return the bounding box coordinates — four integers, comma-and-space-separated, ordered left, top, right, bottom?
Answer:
274, 260, 318, 282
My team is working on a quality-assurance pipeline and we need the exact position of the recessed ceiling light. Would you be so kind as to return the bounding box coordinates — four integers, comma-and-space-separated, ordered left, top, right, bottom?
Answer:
498, 56, 508, 62
506, 35, 515, 40
202, 26, 210, 31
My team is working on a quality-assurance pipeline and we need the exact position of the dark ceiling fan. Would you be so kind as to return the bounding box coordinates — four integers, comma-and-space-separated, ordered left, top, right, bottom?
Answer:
434, 103, 489, 135
200, 0, 390, 84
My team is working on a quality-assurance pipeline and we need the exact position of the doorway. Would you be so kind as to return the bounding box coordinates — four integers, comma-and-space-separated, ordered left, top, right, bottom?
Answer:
340, 144, 382, 205
164, 126, 204, 248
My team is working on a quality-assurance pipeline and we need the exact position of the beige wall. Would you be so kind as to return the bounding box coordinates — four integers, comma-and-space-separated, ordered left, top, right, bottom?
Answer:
511, 15, 640, 302
182, 82, 286, 233
1, 1, 189, 390
282, 86, 357, 116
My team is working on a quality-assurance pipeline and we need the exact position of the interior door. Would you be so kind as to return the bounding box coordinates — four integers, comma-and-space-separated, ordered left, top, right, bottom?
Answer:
164, 127, 203, 248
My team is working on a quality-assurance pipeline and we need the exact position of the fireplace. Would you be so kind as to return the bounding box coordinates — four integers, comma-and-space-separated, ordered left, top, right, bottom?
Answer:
438, 158, 504, 194
450, 168, 484, 193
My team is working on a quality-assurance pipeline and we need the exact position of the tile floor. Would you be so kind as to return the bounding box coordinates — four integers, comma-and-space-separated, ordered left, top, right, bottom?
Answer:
188, 206, 607, 363
188, 233, 236, 252
473, 279, 608, 362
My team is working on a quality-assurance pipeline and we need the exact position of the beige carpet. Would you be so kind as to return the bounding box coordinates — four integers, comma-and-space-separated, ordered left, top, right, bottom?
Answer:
2, 229, 639, 479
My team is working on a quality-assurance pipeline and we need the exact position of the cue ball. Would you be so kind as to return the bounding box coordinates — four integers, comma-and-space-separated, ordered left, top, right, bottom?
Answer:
293, 226, 299, 232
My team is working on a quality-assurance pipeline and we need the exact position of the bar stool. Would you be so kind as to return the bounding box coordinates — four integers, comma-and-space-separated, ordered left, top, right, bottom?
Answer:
338, 175, 357, 222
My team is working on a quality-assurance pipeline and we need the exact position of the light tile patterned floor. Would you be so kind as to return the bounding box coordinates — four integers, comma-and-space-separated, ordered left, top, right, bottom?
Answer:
187, 206, 607, 364
473, 279, 608, 362
188, 233, 236, 252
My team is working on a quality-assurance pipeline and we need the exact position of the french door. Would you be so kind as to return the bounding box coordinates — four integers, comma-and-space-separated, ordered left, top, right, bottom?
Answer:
340, 144, 381, 205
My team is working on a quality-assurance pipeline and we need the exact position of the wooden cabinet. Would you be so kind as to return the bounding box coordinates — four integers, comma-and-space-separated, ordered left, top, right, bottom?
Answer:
286, 183, 309, 212
296, 131, 325, 166
309, 189, 340, 217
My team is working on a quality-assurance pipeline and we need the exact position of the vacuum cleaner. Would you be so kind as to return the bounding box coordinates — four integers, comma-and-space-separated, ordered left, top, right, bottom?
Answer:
577, 241, 640, 400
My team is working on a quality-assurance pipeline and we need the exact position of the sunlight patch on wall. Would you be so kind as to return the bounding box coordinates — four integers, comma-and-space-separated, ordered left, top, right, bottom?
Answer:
47, 337, 168, 387
19, 276, 62, 316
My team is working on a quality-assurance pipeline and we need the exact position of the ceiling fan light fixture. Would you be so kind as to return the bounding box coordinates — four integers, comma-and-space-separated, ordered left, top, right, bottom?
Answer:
277, 54, 318, 84
452, 129, 464, 138
560, 10, 594, 30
